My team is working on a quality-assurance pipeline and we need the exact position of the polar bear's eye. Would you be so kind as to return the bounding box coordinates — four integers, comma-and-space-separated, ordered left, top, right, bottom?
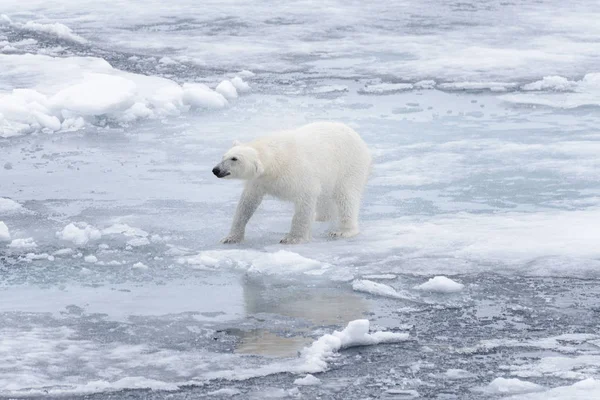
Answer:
231, 157, 238, 161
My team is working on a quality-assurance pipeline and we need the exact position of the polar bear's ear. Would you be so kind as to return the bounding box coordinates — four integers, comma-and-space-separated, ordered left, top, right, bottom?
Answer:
232, 140, 242, 147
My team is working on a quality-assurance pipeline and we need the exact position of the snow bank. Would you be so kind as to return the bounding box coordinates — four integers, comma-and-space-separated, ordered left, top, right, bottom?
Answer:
480, 378, 545, 395
84, 255, 98, 263
359, 83, 413, 94
8, 238, 37, 249
414, 276, 464, 293
178, 249, 327, 275
2, 17, 87, 44
293, 374, 321, 386
504, 379, 599, 400
215, 80, 238, 99
182, 83, 228, 109
0, 54, 252, 137
352, 279, 408, 299
438, 81, 517, 92
522, 76, 576, 91
443, 369, 475, 380
0, 319, 406, 396
501, 73, 600, 108
132, 262, 149, 270
0, 221, 10, 241
207, 388, 242, 397
20, 21, 88, 44
101, 223, 148, 237
0, 197, 23, 213
300, 319, 409, 373
56, 223, 101, 246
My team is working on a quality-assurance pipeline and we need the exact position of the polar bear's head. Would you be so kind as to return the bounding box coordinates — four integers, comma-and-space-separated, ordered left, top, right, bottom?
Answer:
212, 141, 264, 180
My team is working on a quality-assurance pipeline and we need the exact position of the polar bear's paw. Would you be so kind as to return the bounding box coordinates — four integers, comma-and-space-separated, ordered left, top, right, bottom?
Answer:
221, 234, 243, 244
279, 235, 308, 245
328, 229, 359, 239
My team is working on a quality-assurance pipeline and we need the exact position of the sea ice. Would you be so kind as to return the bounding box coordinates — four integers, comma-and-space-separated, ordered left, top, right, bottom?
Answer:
414, 276, 464, 293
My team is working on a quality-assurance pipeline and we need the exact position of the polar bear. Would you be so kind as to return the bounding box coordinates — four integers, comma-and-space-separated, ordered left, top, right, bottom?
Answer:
212, 121, 371, 244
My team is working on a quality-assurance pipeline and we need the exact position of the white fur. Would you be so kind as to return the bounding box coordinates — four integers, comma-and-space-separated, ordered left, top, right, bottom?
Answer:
213, 121, 372, 244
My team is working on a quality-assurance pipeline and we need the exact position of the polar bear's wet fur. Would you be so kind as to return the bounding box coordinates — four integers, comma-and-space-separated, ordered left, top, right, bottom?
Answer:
213, 121, 372, 244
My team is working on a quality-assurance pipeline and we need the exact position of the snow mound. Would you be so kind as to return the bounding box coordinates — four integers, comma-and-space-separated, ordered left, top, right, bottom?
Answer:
132, 262, 149, 270
352, 279, 409, 299
522, 76, 576, 91
0, 197, 23, 213
438, 81, 517, 92
480, 377, 545, 395
362, 274, 396, 280
312, 85, 348, 94
207, 388, 242, 397
500, 73, 600, 109
444, 369, 475, 380
51, 73, 136, 115
101, 224, 148, 237
231, 76, 250, 93
182, 83, 228, 109
8, 238, 37, 249
359, 83, 413, 94
56, 223, 101, 246
2, 17, 87, 44
216, 80, 239, 99
293, 374, 321, 386
503, 379, 600, 400
20, 21, 88, 44
178, 250, 327, 275
0, 221, 11, 241
84, 255, 98, 263
414, 276, 464, 293
0, 54, 252, 137
300, 319, 409, 373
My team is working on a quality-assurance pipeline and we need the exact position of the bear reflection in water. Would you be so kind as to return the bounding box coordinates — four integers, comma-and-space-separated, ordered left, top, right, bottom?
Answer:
233, 277, 369, 357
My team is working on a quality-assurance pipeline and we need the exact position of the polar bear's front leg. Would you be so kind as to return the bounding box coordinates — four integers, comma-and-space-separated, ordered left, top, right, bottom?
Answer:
222, 185, 264, 244
280, 196, 317, 244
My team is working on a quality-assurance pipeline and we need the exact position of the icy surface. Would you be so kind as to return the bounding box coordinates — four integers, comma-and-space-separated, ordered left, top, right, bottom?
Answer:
1, 0, 600, 398
414, 276, 464, 293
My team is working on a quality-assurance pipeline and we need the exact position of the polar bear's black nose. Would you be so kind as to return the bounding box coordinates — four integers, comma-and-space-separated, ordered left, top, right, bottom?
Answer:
212, 167, 220, 176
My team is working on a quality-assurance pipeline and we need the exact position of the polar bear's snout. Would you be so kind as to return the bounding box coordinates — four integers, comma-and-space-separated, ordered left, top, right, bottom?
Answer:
212, 164, 230, 178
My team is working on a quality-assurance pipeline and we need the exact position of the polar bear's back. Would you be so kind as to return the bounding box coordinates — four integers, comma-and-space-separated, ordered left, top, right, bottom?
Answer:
254, 121, 371, 194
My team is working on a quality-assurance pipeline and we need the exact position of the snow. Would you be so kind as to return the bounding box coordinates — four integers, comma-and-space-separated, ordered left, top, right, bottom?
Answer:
504, 379, 600, 400
293, 374, 321, 386
443, 369, 475, 380
52, 73, 137, 116
362, 274, 396, 280
0, 54, 249, 137
84, 255, 98, 263
132, 262, 149, 270
207, 388, 242, 397
216, 80, 239, 100
299, 319, 410, 373
414, 276, 464, 293
352, 279, 409, 299
480, 377, 545, 395
0, 197, 23, 213
8, 237, 37, 249
231, 76, 251, 93
56, 223, 102, 246
522, 76, 577, 91
500, 73, 600, 109
19, 21, 87, 44
0, 221, 11, 241
178, 250, 327, 275
359, 83, 413, 94
182, 83, 228, 109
